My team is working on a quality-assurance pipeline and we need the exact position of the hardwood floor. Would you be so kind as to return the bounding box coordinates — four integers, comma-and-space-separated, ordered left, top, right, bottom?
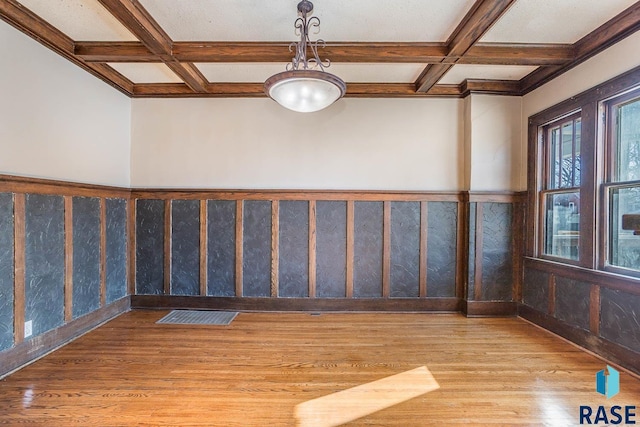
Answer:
1, 311, 639, 426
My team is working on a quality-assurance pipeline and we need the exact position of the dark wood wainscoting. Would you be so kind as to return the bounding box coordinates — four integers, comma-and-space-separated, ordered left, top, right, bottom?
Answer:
130, 190, 525, 315
462, 193, 526, 317
0, 175, 131, 378
0, 175, 526, 376
521, 257, 640, 375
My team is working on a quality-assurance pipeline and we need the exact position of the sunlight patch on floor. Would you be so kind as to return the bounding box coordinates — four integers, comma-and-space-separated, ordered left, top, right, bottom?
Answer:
294, 365, 440, 427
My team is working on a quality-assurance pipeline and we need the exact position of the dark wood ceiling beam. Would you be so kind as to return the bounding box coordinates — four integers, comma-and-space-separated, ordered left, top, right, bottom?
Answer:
133, 83, 265, 97
415, 64, 453, 93
165, 61, 208, 93
0, 0, 133, 95
75, 42, 451, 63
462, 44, 574, 65
175, 42, 451, 63
96, 0, 171, 56
96, 0, 207, 93
518, 65, 564, 95
319, 43, 448, 63
415, 0, 516, 93
445, 0, 517, 57
574, 2, 640, 58
75, 41, 156, 62
133, 82, 531, 98
347, 84, 461, 97
134, 83, 453, 98
459, 79, 521, 97
520, 2, 640, 94
173, 42, 291, 63
75, 41, 573, 66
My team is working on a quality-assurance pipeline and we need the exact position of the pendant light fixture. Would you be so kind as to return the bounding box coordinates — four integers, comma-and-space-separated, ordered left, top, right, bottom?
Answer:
264, 0, 346, 113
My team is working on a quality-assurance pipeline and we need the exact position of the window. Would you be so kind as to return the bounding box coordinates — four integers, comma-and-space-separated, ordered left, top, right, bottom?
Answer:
541, 114, 582, 261
605, 91, 640, 273
528, 67, 640, 279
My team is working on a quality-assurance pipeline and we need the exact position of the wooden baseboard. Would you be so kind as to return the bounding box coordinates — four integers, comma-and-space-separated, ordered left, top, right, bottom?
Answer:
463, 300, 518, 317
131, 295, 462, 312
0, 297, 130, 378
519, 304, 640, 376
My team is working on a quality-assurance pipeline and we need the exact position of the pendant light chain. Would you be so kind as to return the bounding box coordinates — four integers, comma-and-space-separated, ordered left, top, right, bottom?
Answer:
288, 0, 330, 73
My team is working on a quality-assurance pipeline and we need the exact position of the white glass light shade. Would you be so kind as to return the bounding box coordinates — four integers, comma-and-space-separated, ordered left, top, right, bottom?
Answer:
264, 70, 346, 113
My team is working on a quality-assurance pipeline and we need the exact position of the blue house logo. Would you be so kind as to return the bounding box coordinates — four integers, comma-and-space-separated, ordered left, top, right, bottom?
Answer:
596, 365, 619, 399
579, 366, 635, 424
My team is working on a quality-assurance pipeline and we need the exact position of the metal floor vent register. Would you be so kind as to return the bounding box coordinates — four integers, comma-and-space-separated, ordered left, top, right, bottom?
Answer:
157, 310, 238, 326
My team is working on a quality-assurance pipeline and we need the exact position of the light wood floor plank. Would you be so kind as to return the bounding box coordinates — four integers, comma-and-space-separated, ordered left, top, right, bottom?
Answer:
0, 311, 639, 426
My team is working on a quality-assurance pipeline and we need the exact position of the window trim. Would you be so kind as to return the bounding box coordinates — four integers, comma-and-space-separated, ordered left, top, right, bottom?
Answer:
537, 111, 583, 265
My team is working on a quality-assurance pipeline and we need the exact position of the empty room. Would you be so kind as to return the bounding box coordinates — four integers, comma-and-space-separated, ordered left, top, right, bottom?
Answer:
1, 0, 640, 425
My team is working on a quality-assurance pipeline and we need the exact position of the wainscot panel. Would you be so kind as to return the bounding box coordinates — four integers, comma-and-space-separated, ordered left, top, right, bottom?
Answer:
171, 200, 200, 296
242, 201, 272, 297
427, 201, 457, 297
278, 201, 309, 298
316, 201, 347, 298
554, 277, 590, 331
0, 193, 14, 351
25, 194, 65, 338
390, 202, 420, 298
135, 199, 165, 295
206, 200, 236, 297
600, 288, 640, 353
353, 201, 384, 298
105, 198, 128, 304
522, 267, 549, 312
72, 196, 101, 319
481, 203, 513, 301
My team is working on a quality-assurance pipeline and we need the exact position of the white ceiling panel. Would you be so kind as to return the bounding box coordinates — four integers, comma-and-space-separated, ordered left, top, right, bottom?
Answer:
108, 63, 182, 84
17, 0, 137, 41
438, 65, 538, 85
481, 0, 636, 43
138, 0, 476, 42
196, 63, 287, 83
196, 63, 427, 83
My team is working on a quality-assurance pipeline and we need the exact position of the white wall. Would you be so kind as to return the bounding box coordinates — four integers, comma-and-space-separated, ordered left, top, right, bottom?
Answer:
521, 31, 640, 188
0, 21, 131, 187
3, 18, 639, 192
131, 97, 465, 191
467, 95, 522, 191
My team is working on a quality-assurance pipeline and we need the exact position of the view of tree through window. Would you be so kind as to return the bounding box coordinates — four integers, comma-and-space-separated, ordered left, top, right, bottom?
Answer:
609, 97, 640, 272
616, 99, 640, 181
543, 115, 581, 261
550, 119, 581, 189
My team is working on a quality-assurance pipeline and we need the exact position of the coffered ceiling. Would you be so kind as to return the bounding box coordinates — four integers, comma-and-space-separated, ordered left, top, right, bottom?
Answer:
2, 0, 639, 98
